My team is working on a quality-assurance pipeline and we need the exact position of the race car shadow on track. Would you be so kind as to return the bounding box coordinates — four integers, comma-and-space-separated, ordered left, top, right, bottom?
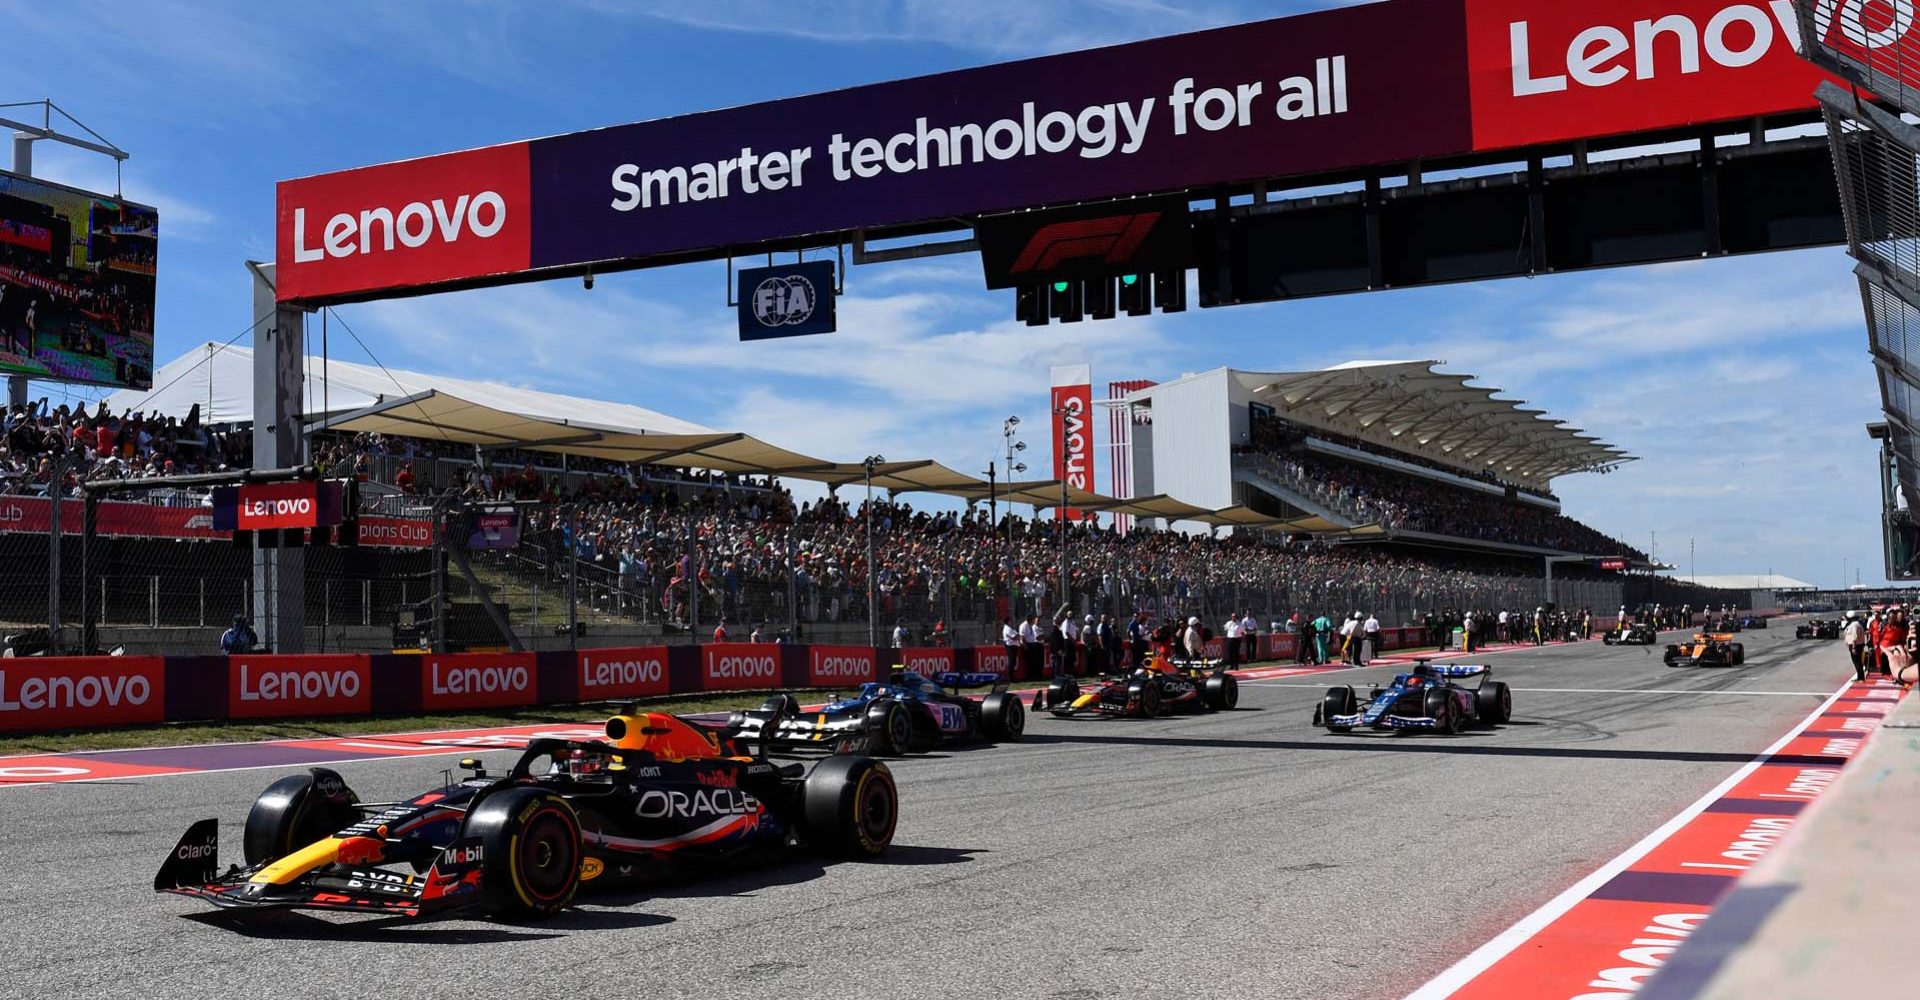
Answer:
1018, 732, 1849, 767
185, 906, 673, 942
592, 845, 985, 906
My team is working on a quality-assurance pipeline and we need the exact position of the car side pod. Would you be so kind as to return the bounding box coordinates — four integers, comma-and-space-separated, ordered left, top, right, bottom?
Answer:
155, 819, 221, 891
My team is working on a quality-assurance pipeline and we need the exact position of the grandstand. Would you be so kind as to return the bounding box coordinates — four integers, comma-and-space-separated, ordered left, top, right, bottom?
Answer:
1, 346, 1756, 656
1112, 362, 1644, 559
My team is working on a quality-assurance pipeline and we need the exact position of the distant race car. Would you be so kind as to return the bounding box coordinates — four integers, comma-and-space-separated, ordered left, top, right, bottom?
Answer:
1313, 661, 1512, 735
729, 671, 1024, 755
1740, 615, 1769, 630
1796, 619, 1842, 640
1664, 632, 1747, 667
1044, 655, 1239, 719
155, 711, 897, 921
1604, 622, 1659, 646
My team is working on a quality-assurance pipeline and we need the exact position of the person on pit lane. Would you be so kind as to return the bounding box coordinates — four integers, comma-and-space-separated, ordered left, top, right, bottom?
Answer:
1362, 611, 1380, 665
1183, 616, 1206, 664
1311, 611, 1333, 664
1339, 612, 1359, 664
1880, 607, 1911, 680
1241, 610, 1258, 663
1127, 611, 1151, 670
1222, 612, 1242, 669
1844, 612, 1869, 682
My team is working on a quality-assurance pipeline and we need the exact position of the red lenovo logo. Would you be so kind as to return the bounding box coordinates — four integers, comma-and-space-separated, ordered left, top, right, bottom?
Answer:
1009, 212, 1161, 275
276, 142, 532, 303
1465, 0, 1835, 152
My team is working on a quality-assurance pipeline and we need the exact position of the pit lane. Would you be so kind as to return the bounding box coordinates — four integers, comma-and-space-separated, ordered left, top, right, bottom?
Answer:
0, 626, 1854, 1000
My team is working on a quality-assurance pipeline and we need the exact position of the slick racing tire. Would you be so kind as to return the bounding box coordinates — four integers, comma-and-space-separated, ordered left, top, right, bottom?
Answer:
1047, 677, 1081, 716
243, 768, 361, 865
865, 699, 915, 756
464, 788, 582, 919
1423, 687, 1463, 735
1731, 643, 1745, 665
979, 691, 1026, 742
802, 755, 897, 858
1320, 686, 1357, 733
1203, 673, 1239, 711
1474, 681, 1512, 726
1132, 681, 1163, 719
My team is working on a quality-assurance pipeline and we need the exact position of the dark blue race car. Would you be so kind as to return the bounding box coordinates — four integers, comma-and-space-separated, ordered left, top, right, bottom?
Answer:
1312, 662, 1512, 735
729, 671, 1025, 755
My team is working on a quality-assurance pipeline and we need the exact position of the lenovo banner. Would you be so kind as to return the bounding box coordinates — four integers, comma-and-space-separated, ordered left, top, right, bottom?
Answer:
973, 645, 1014, 678
808, 645, 879, 687
700, 643, 782, 692
898, 647, 955, 676
213, 481, 343, 532
419, 653, 537, 711
0, 657, 165, 732
577, 646, 672, 700
228, 654, 371, 719
276, 0, 1468, 303
276, 1, 1860, 307
1464, 0, 1829, 150
1051, 364, 1096, 522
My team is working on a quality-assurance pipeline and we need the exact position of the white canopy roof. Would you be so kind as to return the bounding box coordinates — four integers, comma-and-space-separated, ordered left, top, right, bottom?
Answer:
1125, 361, 1632, 487
104, 342, 713, 435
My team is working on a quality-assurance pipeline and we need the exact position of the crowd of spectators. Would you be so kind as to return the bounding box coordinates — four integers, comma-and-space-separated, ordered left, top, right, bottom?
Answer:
1243, 448, 1645, 558
0, 400, 249, 496
1249, 414, 1560, 501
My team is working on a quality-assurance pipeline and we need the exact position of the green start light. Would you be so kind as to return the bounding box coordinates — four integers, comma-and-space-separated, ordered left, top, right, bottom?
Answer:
1053, 281, 1071, 293
1121, 274, 1139, 286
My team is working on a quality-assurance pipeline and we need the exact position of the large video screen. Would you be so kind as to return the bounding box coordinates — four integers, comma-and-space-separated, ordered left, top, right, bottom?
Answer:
0, 169, 155, 390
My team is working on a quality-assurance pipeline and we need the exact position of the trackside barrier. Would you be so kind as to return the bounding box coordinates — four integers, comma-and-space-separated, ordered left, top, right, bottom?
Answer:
0, 629, 1499, 735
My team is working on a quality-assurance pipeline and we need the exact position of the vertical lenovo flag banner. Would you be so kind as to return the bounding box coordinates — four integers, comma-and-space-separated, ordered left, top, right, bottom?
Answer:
276, 142, 532, 303
228, 655, 372, 719
419, 653, 537, 711
1051, 364, 1096, 522
576, 647, 672, 700
0, 658, 165, 732
701, 643, 782, 692
808, 646, 879, 687
1463, 0, 1830, 152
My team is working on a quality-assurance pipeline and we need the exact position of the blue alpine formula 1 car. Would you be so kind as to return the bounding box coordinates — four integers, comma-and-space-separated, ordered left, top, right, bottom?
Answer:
729, 671, 1024, 755
1312, 662, 1512, 735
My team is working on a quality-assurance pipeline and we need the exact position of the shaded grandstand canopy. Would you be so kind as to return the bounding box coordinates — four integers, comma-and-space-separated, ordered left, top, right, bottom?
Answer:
1123, 361, 1633, 486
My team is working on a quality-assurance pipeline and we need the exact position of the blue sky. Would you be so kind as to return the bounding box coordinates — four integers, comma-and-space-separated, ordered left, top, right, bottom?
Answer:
0, 0, 1886, 587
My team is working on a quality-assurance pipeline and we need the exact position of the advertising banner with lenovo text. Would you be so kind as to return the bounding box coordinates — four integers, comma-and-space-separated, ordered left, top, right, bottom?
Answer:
273, 1, 1863, 307
227, 654, 372, 719
1051, 364, 1095, 522
419, 653, 538, 711
700, 643, 783, 692
808, 645, 879, 687
576, 646, 672, 700
0, 657, 166, 732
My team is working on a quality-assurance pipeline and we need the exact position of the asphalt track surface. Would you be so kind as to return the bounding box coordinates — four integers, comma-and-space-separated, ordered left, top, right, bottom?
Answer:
0, 626, 1857, 1000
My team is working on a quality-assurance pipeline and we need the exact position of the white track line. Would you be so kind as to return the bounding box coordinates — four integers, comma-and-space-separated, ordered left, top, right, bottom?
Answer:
1398, 676, 1856, 1000
1245, 682, 1835, 697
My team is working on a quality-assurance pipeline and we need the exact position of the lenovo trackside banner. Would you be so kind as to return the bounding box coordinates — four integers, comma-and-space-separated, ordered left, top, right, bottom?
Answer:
0, 658, 165, 732
274, 0, 1865, 305
419, 653, 537, 711
700, 643, 781, 691
1051, 364, 1095, 523
808, 645, 879, 686
577, 646, 671, 700
228, 654, 371, 719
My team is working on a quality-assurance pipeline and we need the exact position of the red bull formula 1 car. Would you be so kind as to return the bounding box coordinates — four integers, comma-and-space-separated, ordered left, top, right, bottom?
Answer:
1313, 662, 1512, 735
1044, 655, 1239, 718
154, 711, 897, 920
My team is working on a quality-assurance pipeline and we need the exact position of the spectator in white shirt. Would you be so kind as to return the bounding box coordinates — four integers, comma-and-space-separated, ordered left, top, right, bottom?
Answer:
1362, 613, 1381, 665
1240, 612, 1258, 661
1222, 614, 1242, 667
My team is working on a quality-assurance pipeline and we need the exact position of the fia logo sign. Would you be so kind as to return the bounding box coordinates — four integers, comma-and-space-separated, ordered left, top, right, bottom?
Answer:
737, 260, 837, 341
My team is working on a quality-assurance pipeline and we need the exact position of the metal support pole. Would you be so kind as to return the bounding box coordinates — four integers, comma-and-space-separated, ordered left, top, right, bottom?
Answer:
567, 503, 579, 652
786, 528, 798, 637
431, 498, 447, 653
46, 449, 63, 652
685, 510, 700, 639
7, 132, 34, 412
80, 492, 94, 654
866, 466, 878, 647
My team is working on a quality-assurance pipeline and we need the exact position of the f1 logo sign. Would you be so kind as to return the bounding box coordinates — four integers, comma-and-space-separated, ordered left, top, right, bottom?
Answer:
1010, 213, 1162, 274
